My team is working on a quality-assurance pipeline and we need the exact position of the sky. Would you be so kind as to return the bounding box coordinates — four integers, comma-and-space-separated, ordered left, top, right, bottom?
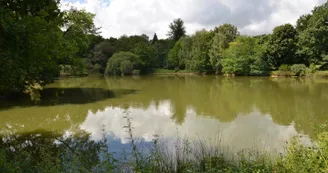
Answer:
61, 0, 327, 39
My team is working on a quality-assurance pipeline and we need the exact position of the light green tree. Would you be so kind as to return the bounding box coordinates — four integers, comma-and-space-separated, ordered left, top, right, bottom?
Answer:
187, 30, 213, 73
209, 24, 239, 73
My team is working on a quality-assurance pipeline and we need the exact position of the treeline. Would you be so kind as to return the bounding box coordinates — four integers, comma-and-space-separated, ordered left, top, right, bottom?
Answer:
90, 2, 328, 76
1, 0, 328, 95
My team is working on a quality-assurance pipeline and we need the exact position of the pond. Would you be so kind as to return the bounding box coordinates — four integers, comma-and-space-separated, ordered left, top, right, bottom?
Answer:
1, 76, 327, 157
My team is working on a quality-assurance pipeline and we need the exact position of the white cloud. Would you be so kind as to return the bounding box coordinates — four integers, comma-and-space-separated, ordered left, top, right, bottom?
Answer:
61, 0, 326, 38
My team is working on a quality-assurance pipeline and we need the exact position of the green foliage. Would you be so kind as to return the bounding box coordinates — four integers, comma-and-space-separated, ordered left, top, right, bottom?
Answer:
290, 64, 308, 76
267, 24, 297, 67
209, 24, 239, 73
278, 131, 328, 173
168, 18, 186, 41
187, 30, 213, 73
168, 36, 193, 70
0, 1, 101, 95
90, 41, 115, 69
168, 39, 182, 68
152, 39, 175, 68
214, 24, 239, 49
133, 42, 156, 72
105, 52, 141, 76
152, 33, 159, 44
0, 0, 63, 94
296, 2, 328, 64
209, 33, 226, 73
221, 36, 269, 76
273, 64, 293, 76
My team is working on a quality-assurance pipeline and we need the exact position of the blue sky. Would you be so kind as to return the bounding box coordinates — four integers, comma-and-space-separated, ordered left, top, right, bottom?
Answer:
61, 0, 326, 39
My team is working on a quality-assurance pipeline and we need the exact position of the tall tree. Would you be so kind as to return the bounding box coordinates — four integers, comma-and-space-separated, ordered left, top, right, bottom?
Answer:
296, 2, 328, 64
0, 0, 65, 94
214, 24, 239, 48
187, 30, 213, 72
152, 33, 159, 44
221, 36, 256, 75
267, 24, 297, 67
209, 24, 239, 73
167, 18, 186, 41
63, 8, 99, 58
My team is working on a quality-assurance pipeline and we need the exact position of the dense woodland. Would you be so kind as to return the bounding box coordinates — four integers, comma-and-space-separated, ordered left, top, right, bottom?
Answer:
1, 0, 328, 95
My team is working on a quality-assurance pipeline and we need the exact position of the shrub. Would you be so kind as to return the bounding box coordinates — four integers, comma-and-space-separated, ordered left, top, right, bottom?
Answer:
308, 63, 317, 73
278, 64, 290, 72
275, 64, 292, 76
132, 70, 140, 76
105, 52, 141, 76
290, 64, 307, 76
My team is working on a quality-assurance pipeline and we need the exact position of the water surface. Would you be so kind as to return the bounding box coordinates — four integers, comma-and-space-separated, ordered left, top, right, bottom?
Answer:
1, 76, 327, 155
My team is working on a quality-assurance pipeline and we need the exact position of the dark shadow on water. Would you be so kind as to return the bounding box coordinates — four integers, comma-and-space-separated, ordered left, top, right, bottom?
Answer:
0, 87, 138, 110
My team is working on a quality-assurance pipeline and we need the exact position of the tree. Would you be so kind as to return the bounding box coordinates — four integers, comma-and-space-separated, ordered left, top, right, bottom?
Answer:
221, 36, 268, 76
209, 33, 226, 73
0, 0, 65, 95
296, 2, 328, 64
267, 24, 297, 68
168, 36, 193, 70
90, 41, 115, 72
221, 37, 253, 75
152, 33, 159, 44
152, 39, 175, 68
214, 24, 239, 48
209, 24, 239, 73
105, 52, 141, 76
296, 14, 311, 33
168, 39, 182, 69
167, 18, 186, 41
133, 42, 156, 72
187, 30, 213, 72
63, 8, 99, 58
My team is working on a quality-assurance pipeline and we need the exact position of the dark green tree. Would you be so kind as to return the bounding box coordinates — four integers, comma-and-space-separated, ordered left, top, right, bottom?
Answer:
267, 24, 297, 68
133, 42, 156, 72
152, 33, 159, 44
0, 0, 64, 95
167, 18, 186, 41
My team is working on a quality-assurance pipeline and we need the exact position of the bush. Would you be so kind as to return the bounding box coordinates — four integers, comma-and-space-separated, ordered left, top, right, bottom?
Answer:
308, 63, 317, 73
278, 64, 290, 72
105, 52, 141, 76
274, 64, 292, 76
290, 64, 307, 76
132, 70, 140, 76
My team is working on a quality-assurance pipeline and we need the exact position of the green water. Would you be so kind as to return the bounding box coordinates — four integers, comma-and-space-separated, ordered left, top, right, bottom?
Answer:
1, 76, 327, 154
